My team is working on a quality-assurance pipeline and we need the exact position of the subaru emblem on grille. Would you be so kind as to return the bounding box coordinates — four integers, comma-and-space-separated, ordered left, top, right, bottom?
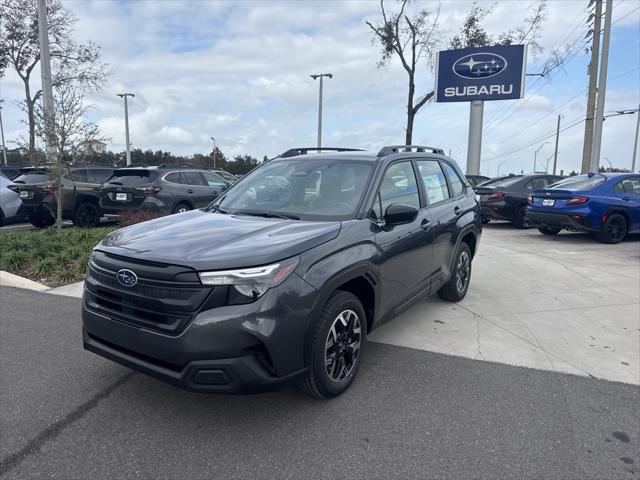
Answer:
116, 269, 138, 287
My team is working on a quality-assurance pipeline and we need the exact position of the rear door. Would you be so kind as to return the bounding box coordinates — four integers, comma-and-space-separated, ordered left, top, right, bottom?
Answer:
182, 171, 214, 207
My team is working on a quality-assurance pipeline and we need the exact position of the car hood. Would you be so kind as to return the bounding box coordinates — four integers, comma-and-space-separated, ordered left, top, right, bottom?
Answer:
97, 209, 341, 271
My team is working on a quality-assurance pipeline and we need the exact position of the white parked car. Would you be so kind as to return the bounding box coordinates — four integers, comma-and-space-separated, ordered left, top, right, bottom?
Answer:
0, 173, 27, 226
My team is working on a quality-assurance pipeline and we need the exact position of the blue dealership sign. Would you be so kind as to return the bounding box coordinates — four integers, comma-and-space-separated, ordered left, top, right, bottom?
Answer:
434, 45, 526, 102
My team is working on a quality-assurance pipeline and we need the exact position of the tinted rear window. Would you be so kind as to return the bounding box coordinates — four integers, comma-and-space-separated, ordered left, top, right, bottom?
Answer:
106, 171, 158, 186
488, 176, 523, 188
550, 175, 606, 190
13, 173, 51, 184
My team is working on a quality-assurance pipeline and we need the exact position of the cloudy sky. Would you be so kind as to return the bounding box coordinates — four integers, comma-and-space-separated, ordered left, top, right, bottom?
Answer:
0, 0, 638, 176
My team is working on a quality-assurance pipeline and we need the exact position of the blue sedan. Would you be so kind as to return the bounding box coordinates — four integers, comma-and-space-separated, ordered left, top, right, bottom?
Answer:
526, 173, 640, 243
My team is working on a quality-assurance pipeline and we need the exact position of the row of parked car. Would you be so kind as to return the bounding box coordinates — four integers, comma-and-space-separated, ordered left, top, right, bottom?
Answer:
467, 172, 640, 244
0, 164, 239, 228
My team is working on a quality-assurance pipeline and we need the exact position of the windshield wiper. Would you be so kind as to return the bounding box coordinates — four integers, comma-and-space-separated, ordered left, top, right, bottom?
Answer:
209, 205, 231, 215
239, 210, 300, 220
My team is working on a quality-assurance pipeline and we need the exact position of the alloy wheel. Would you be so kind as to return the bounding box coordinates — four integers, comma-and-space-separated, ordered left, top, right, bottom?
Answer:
606, 217, 626, 242
325, 309, 361, 382
456, 250, 471, 293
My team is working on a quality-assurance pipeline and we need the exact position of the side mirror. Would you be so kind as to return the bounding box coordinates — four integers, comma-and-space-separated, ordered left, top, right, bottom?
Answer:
383, 203, 418, 226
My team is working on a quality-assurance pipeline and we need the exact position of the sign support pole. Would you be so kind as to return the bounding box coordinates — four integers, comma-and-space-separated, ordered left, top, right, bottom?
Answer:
466, 100, 483, 175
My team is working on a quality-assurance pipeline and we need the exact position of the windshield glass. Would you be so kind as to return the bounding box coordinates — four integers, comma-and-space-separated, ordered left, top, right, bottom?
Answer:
214, 159, 374, 220
549, 174, 606, 190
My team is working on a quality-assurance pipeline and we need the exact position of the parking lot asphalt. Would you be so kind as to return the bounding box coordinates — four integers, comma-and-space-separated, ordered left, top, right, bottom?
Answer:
371, 223, 640, 385
1, 286, 639, 479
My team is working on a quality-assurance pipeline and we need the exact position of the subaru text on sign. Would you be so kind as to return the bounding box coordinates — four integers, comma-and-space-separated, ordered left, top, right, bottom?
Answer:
434, 45, 527, 102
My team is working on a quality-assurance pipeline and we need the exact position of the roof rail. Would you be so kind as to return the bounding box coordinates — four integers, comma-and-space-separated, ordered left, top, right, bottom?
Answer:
155, 163, 194, 169
278, 147, 365, 158
377, 145, 445, 157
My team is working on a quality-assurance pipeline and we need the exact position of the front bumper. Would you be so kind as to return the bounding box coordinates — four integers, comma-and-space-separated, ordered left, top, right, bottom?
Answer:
525, 210, 597, 232
82, 270, 319, 394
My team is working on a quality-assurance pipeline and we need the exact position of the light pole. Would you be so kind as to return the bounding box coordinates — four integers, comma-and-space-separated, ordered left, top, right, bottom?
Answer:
0, 99, 7, 165
310, 73, 333, 149
117, 93, 135, 166
603, 157, 612, 171
497, 160, 507, 177
533, 142, 550, 173
210, 136, 216, 169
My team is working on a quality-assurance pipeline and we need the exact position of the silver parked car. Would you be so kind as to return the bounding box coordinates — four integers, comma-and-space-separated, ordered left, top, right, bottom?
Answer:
0, 173, 27, 226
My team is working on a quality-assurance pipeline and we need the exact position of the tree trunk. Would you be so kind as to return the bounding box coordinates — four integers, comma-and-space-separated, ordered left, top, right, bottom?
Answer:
23, 79, 37, 159
405, 75, 415, 145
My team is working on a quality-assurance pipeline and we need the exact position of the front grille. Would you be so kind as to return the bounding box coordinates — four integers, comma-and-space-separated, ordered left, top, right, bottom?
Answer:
85, 251, 211, 334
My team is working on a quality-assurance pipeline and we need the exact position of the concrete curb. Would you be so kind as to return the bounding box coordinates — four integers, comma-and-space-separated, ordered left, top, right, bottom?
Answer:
0, 271, 84, 298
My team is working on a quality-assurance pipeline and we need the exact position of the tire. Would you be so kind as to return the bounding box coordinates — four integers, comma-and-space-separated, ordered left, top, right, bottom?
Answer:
73, 202, 100, 228
0, 208, 5, 227
597, 213, 628, 244
28, 213, 55, 229
538, 227, 561, 236
438, 243, 472, 302
512, 207, 529, 229
173, 202, 192, 214
299, 290, 367, 399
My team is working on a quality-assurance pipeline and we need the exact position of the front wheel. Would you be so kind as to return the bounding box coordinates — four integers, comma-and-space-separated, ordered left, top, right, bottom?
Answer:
538, 227, 561, 236
438, 243, 472, 302
597, 213, 628, 244
299, 291, 366, 399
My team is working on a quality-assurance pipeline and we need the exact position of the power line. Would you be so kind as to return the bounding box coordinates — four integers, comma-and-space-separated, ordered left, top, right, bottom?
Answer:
612, 5, 640, 25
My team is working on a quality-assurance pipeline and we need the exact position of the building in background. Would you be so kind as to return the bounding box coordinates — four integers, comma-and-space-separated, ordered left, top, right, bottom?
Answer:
83, 139, 107, 154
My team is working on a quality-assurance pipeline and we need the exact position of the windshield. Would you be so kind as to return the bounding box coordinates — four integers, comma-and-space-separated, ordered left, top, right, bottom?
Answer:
213, 159, 374, 220
549, 174, 606, 190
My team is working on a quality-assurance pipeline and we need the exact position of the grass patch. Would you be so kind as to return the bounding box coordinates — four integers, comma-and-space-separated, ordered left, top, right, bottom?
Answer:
0, 227, 115, 286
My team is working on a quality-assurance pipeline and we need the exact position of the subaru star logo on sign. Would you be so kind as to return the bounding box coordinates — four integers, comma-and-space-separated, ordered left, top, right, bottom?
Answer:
435, 45, 526, 102
116, 269, 138, 287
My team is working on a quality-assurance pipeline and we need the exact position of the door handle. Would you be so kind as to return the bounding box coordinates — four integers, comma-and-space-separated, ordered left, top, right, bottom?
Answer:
454, 206, 461, 216
187, 189, 194, 194
420, 218, 431, 230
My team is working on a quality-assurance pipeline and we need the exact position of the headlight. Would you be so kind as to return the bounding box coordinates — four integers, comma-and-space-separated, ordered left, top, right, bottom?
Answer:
198, 256, 299, 301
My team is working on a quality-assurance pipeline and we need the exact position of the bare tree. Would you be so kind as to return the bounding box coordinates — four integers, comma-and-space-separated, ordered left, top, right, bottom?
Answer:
367, 0, 549, 144
34, 83, 106, 162
366, 0, 441, 145
0, 0, 107, 159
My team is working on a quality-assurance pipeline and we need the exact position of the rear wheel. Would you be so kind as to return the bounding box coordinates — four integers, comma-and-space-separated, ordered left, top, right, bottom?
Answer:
299, 290, 366, 399
173, 202, 192, 214
512, 207, 529, 229
538, 227, 561, 236
438, 243, 472, 302
73, 202, 100, 228
597, 213, 628, 244
28, 213, 55, 229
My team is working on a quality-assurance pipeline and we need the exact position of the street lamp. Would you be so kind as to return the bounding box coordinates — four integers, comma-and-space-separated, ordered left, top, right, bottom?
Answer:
210, 136, 216, 169
117, 93, 135, 166
310, 73, 333, 149
0, 99, 7, 165
497, 160, 507, 176
533, 142, 550, 173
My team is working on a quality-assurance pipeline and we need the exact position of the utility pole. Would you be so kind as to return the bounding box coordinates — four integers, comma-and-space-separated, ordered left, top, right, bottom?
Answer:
38, 0, 62, 231
591, 0, 613, 172
533, 142, 549, 173
581, 0, 602, 173
117, 93, 135, 166
0, 100, 7, 165
552, 114, 562, 175
497, 160, 506, 177
466, 100, 484, 175
632, 106, 640, 172
210, 136, 216, 169
310, 73, 332, 148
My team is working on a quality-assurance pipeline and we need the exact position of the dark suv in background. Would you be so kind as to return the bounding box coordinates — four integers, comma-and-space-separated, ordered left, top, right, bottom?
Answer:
10, 166, 114, 227
82, 145, 481, 398
100, 166, 230, 214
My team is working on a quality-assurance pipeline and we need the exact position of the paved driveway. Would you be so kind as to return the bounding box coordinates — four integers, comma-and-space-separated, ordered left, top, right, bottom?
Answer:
1, 287, 638, 479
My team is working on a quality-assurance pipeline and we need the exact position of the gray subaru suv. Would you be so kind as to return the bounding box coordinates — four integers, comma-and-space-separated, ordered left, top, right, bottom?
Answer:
100, 166, 230, 214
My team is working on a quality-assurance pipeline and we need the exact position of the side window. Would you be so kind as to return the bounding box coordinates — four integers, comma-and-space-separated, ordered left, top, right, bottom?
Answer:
441, 162, 464, 197
616, 177, 640, 195
526, 178, 548, 190
86, 169, 112, 184
416, 160, 450, 204
182, 171, 206, 186
202, 172, 227, 188
371, 161, 420, 219
164, 172, 184, 184
70, 169, 88, 183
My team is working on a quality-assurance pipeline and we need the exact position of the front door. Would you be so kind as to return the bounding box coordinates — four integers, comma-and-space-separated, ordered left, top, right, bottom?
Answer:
182, 171, 214, 208
372, 161, 433, 319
